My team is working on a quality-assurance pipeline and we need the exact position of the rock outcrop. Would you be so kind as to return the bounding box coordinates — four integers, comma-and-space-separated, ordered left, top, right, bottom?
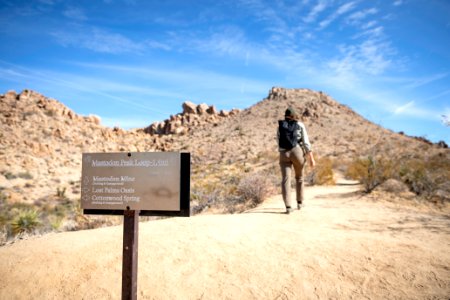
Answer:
144, 101, 240, 135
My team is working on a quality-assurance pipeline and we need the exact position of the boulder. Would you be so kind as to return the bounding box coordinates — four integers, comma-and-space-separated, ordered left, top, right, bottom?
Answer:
197, 103, 209, 115
206, 105, 218, 115
174, 126, 188, 135
219, 110, 229, 117
182, 101, 197, 114
230, 109, 240, 116
81, 114, 101, 125
4, 90, 17, 100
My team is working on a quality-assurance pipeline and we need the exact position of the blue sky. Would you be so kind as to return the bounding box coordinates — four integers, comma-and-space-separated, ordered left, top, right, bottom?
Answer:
0, 0, 449, 143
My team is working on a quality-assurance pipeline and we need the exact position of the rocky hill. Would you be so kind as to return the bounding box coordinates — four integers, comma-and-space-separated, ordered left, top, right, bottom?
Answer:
1, 88, 448, 237
165, 87, 447, 165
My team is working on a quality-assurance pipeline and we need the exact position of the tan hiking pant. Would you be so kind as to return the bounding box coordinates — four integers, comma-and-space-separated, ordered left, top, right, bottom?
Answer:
279, 146, 305, 208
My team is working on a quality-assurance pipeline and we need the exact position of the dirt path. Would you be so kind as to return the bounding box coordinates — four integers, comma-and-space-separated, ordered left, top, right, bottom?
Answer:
1, 182, 449, 299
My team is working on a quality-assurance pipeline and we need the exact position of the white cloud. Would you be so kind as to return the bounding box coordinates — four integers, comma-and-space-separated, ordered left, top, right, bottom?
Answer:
52, 27, 144, 54
337, 1, 357, 15
146, 40, 172, 51
303, 32, 314, 40
237, 0, 293, 45
404, 73, 449, 89
63, 7, 87, 21
319, 1, 357, 29
362, 20, 378, 30
39, 0, 56, 5
0, 61, 168, 114
303, 0, 328, 23
354, 26, 384, 39
195, 27, 248, 57
347, 8, 378, 24
74, 62, 271, 97
394, 100, 415, 115
392, 102, 439, 120
393, 0, 403, 6
424, 88, 450, 102
327, 38, 393, 79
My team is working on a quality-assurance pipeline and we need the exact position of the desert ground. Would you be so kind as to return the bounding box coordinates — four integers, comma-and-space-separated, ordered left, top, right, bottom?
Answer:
0, 180, 449, 300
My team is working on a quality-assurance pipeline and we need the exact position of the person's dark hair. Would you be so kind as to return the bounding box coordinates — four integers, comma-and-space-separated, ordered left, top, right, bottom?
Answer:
285, 107, 297, 119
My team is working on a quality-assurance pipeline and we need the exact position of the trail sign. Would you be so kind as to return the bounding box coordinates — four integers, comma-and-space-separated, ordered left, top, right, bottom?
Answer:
81, 152, 190, 216
81, 151, 190, 300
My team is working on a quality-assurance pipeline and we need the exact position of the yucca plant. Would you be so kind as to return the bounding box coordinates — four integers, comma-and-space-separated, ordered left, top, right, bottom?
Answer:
11, 209, 41, 235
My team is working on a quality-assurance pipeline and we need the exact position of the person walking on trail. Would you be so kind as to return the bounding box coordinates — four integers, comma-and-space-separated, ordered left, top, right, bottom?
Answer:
278, 107, 316, 214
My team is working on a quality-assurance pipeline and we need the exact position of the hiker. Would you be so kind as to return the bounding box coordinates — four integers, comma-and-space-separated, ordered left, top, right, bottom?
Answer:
277, 107, 315, 214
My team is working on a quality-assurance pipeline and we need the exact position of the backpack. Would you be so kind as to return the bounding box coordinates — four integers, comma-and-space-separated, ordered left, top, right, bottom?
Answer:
278, 120, 300, 150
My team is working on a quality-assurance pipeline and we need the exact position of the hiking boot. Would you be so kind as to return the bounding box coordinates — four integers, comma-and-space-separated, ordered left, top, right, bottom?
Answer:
286, 207, 293, 214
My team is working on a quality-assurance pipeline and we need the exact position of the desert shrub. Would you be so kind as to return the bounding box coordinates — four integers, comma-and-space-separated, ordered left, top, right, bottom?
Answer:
56, 187, 67, 199
0, 192, 8, 228
3, 172, 17, 180
10, 209, 41, 235
307, 157, 335, 185
346, 152, 450, 201
236, 173, 271, 206
346, 156, 395, 193
190, 171, 245, 215
0, 190, 6, 205
190, 186, 223, 214
49, 215, 64, 230
17, 172, 33, 180
0, 226, 6, 245
190, 170, 275, 214
398, 154, 450, 200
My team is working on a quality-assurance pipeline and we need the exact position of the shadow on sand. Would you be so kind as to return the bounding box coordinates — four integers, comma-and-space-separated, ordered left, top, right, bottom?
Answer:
314, 190, 362, 200
244, 208, 288, 215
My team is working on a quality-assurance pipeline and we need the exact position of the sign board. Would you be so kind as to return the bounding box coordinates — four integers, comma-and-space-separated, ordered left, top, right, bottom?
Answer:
81, 152, 190, 216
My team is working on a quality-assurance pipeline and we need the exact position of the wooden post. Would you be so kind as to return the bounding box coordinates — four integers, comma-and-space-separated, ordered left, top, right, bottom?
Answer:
122, 209, 139, 300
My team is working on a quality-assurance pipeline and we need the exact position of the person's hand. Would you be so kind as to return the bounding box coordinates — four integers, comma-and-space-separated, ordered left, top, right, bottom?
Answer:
308, 152, 316, 168
309, 157, 316, 168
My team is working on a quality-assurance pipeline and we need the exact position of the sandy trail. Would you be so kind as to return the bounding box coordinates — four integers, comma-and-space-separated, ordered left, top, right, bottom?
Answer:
0, 181, 449, 299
